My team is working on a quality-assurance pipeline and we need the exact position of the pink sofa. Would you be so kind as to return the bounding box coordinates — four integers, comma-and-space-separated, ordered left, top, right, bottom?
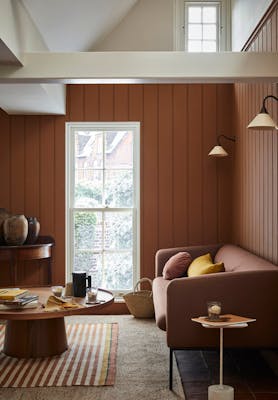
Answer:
152, 244, 278, 389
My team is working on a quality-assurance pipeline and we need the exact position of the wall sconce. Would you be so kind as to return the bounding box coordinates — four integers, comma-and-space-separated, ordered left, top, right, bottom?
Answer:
208, 134, 236, 157
247, 95, 278, 130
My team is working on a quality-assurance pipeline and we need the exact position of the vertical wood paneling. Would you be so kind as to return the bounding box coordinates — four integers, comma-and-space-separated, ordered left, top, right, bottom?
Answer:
217, 85, 234, 243
173, 85, 188, 246
234, 3, 278, 264
99, 85, 114, 120
114, 85, 129, 121
128, 85, 144, 277
84, 85, 99, 120
24, 117, 40, 217
202, 85, 217, 244
128, 85, 143, 122
0, 82, 234, 286
0, 110, 10, 284
39, 117, 55, 237
0, 110, 10, 209
158, 85, 173, 248
54, 116, 66, 283
188, 85, 203, 244
68, 86, 84, 120
10, 116, 25, 213
142, 85, 158, 277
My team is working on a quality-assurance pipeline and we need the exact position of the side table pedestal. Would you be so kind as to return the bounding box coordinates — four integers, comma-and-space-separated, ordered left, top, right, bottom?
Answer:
208, 384, 234, 400
192, 314, 256, 400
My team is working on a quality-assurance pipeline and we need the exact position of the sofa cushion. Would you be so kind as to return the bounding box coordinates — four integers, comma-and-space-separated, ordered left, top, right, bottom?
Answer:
187, 253, 224, 277
214, 244, 277, 272
162, 252, 192, 280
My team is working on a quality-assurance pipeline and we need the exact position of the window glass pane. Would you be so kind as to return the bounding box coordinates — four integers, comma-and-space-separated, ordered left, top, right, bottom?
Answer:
105, 170, 133, 207
188, 40, 202, 52
75, 170, 103, 207
74, 211, 102, 251
188, 6, 201, 23
105, 131, 133, 169
203, 40, 217, 52
188, 24, 202, 40
104, 211, 133, 250
203, 7, 217, 23
75, 131, 103, 169
103, 252, 133, 290
74, 251, 102, 285
203, 24, 216, 40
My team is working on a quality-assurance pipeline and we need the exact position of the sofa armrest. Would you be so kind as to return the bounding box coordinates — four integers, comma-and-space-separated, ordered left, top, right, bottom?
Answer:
166, 269, 278, 349
155, 244, 222, 277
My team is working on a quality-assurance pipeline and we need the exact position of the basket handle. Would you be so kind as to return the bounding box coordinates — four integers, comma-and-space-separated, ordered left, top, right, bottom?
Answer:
134, 277, 153, 294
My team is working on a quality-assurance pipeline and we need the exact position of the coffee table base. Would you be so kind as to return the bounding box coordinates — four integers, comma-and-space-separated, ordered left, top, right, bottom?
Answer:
208, 384, 234, 400
3, 318, 68, 358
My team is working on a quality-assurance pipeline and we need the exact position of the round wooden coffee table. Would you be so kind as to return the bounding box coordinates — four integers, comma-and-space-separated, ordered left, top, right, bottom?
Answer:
0, 287, 114, 358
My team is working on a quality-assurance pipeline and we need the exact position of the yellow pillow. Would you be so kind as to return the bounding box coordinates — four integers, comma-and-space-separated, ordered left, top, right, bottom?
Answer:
187, 253, 224, 277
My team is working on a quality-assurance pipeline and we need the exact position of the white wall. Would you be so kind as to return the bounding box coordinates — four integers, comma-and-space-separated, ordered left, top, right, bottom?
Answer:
231, 0, 273, 50
94, 0, 174, 51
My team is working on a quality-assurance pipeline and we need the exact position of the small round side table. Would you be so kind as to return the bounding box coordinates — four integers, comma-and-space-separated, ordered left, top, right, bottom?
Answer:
192, 314, 256, 400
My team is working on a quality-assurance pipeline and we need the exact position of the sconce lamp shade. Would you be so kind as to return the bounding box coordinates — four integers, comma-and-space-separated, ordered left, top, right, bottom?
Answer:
208, 134, 235, 157
247, 95, 278, 130
247, 112, 277, 130
208, 145, 228, 157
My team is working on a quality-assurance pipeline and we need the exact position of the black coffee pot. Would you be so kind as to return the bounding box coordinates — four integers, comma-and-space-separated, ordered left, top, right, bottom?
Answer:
72, 272, 92, 297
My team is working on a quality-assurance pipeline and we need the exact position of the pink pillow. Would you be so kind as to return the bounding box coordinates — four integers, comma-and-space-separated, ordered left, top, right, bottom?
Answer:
162, 252, 192, 280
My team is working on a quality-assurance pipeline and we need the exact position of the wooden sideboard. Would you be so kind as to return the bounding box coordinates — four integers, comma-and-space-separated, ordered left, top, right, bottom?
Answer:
0, 236, 54, 285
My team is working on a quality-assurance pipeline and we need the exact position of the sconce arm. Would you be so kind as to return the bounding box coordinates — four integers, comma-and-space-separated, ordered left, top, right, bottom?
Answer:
261, 95, 278, 113
217, 134, 236, 146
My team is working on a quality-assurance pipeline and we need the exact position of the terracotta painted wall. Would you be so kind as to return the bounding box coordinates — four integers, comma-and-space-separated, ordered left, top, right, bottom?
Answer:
0, 83, 233, 286
234, 2, 278, 263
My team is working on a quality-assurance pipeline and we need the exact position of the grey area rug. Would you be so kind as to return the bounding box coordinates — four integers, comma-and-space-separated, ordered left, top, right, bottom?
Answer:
0, 315, 184, 400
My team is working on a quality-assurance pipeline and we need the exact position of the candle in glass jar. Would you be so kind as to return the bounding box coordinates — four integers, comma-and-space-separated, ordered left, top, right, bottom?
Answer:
207, 301, 221, 320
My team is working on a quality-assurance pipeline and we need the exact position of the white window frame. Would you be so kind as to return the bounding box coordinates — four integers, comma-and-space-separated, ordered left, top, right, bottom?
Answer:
174, 0, 231, 51
65, 122, 140, 296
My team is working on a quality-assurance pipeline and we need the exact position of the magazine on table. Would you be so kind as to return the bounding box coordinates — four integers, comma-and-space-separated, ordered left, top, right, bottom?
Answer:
0, 288, 38, 308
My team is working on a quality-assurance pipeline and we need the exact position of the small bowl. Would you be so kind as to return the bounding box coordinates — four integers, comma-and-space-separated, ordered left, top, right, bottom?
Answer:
51, 286, 63, 297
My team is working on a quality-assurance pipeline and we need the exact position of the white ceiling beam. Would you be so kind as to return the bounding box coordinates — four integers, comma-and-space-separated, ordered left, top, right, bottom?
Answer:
0, 52, 277, 83
0, 83, 66, 115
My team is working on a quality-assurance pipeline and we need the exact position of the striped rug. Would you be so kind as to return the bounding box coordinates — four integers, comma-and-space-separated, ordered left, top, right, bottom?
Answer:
0, 322, 118, 387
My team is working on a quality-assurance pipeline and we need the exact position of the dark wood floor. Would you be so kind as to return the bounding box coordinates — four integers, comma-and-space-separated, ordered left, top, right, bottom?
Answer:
174, 349, 278, 400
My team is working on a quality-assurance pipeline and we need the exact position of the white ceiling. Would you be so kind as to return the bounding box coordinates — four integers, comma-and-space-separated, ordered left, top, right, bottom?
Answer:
22, 0, 138, 51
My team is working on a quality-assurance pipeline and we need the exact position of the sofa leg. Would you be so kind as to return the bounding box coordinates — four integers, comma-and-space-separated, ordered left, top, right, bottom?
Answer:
169, 348, 173, 391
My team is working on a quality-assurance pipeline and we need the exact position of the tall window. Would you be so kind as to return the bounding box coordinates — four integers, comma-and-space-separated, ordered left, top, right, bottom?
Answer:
174, 0, 230, 52
66, 122, 140, 295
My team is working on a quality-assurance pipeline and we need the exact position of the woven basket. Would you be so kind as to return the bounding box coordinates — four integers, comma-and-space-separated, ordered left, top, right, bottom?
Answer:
123, 278, 154, 318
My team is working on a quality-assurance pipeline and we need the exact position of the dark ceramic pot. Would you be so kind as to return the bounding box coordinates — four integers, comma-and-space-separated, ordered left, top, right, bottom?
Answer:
25, 217, 40, 244
3, 214, 28, 246
0, 208, 10, 244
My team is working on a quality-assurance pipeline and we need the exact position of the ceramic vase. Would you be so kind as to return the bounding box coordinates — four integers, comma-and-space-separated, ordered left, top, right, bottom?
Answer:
0, 208, 10, 244
25, 217, 40, 244
3, 214, 28, 246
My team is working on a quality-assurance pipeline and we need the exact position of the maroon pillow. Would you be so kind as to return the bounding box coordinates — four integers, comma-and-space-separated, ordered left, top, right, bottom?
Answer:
162, 252, 192, 280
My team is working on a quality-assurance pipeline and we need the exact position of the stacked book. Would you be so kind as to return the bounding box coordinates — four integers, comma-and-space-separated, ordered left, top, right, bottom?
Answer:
0, 288, 39, 309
